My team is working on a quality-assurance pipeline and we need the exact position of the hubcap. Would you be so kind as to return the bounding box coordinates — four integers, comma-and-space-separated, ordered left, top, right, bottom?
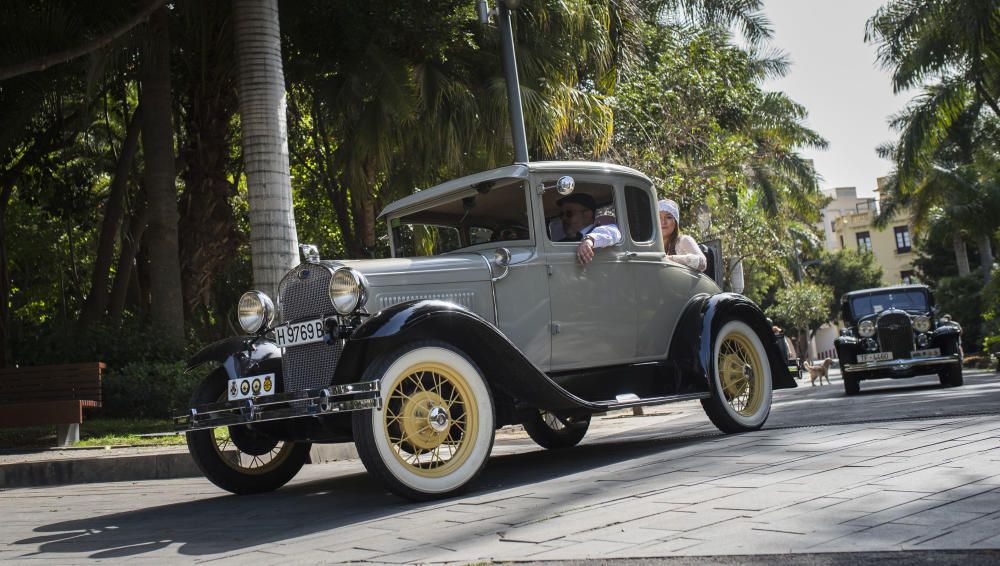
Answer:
718, 332, 765, 416
382, 362, 479, 478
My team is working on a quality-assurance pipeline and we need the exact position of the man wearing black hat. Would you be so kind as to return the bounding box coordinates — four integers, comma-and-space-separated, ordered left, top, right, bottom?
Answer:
556, 193, 621, 265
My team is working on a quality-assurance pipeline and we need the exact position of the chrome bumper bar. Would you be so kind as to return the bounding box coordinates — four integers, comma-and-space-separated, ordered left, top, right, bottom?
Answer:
842, 354, 960, 374
174, 380, 382, 432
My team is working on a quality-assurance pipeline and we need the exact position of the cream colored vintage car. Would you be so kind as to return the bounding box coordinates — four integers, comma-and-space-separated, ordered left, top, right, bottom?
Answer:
176, 161, 797, 500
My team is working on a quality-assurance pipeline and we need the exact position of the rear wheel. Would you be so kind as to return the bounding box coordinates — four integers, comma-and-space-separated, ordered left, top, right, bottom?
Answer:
352, 342, 495, 501
523, 411, 590, 449
701, 320, 772, 433
185, 370, 311, 494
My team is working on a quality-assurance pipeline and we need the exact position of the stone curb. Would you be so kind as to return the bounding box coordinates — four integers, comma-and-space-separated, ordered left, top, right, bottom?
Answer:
0, 442, 362, 490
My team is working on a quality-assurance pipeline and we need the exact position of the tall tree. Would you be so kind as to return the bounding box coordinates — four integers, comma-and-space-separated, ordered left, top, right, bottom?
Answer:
234, 0, 298, 297
140, 6, 185, 345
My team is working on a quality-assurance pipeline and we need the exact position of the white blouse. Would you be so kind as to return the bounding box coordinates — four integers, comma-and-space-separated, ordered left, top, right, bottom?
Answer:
668, 234, 707, 272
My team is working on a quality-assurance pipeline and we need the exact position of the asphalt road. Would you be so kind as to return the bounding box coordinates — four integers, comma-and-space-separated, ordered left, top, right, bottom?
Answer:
2, 368, 998, 565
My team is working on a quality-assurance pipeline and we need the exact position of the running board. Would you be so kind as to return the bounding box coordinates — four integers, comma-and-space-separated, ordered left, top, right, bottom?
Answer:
592, 392, 709, 411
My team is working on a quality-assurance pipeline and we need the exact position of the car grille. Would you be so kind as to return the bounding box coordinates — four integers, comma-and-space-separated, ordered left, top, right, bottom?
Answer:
877, 311, 913, 359
277, 263, 342, 393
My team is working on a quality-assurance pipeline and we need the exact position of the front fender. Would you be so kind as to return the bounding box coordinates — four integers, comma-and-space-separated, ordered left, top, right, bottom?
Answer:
669, 293, 797, 391
334, 300, 602, 414
186, 335, 282, 382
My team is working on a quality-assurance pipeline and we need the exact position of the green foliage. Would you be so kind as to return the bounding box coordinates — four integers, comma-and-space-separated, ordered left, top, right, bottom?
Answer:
765, 281, 832, 336
978, 266, 1000, 353
101, 362, 209, 419
811, 250, 884, 323
934, 271, 986, 351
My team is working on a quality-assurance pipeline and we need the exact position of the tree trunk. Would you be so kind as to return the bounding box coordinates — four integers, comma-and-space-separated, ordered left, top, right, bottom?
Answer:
953, 232, 971, 277
0, 184, 12, 367
140, 7, 186, 346
108, 198, 148, 326
178, 0, 241, 325
78, 106, 142, 330
977, 232, 994, 284
233, 0, 298, 297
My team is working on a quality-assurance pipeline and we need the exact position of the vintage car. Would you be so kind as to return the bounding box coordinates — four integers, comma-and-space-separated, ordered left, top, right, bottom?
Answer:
834, 284, 963, 395
175, 161, 797, 500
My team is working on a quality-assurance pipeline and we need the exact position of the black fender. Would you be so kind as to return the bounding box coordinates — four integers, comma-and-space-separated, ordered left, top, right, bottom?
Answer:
668, 293, 797, 391
186, 335, 283, 384
333, 300, 608, 417
834, 335, 862, 365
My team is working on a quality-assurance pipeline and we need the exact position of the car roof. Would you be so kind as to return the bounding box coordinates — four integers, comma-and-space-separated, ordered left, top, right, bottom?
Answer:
841, 284, 929, 302
378, 161, 652, 219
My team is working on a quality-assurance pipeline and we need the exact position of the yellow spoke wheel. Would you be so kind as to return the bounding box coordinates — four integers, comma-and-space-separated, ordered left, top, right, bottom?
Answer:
382, 363, 479, 478
353, 343, 495, 501
717, 332, 765, 417
701, 320, 773, 433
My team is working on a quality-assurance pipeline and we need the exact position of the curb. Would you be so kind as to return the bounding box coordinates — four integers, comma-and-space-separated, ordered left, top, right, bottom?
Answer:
0, 443, 361, 490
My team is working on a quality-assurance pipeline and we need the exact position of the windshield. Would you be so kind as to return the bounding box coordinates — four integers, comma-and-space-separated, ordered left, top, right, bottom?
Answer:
850, 290, 928, 319
391, 181, 530, 258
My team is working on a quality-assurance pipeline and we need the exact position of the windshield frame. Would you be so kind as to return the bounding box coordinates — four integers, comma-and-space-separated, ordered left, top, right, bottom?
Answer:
847, 289, 931, 321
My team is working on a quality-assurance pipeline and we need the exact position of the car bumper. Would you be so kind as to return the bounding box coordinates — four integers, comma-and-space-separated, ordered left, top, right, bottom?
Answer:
841, 354, 960, 374
174, 380, 382, 432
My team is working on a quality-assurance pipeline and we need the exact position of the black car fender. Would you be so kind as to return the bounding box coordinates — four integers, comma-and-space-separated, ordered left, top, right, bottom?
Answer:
668, 293, 797, 390
186, 335, 283, 384
332, 300, 604, 415
932, 324, 962, 352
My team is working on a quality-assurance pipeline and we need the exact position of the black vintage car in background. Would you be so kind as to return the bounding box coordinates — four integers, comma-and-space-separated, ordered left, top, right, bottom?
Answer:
834, 284, 963, 395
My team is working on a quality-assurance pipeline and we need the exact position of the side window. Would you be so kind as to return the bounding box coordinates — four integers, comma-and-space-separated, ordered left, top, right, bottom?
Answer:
625, 185, 654, 242
542, 182, 615, 242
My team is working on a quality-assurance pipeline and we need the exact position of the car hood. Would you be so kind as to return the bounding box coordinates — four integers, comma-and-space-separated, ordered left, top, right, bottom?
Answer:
330, 254, 493, 286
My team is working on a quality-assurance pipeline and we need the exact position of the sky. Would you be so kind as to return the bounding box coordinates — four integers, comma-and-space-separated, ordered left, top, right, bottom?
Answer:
759, 0, 907, 197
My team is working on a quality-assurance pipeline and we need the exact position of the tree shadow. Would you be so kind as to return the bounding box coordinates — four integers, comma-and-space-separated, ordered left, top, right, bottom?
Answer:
14, 430, 719, 559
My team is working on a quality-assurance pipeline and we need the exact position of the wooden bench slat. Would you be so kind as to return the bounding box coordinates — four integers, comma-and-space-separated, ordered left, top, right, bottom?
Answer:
0, 400, 85, 427
0, 362, 105, 375
0, 370, 103, 382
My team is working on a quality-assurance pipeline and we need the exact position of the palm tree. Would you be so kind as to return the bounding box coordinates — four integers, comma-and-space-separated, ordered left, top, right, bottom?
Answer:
233, 0, 298, 297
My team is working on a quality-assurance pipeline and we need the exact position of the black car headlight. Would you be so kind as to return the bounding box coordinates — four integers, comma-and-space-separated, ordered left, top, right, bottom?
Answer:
238, 291, 275, 333
913, 315, 931, 333
859, 320, 875, 338
328, 268, 368, 315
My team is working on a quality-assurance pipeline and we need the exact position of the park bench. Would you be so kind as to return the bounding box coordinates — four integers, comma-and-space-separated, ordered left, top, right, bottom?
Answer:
0, 362, 105, 446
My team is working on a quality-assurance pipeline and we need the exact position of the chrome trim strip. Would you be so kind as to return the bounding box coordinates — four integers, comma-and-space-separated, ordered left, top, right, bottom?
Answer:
597, 392, 710, 410
842, 354, 960, 373
174, 380, 381, 432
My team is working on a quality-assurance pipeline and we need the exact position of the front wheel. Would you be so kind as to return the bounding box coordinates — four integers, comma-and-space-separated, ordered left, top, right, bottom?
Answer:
523, 411, 590, 449
701, 320, 773, 433
938, 363, 964, 387
185, 370, 311, 495
843, 374, 861, 395
352, 342, 495, 501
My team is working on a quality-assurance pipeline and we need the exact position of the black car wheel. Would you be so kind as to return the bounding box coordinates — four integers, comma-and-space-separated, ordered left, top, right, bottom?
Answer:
185, 369, 311, 495
523, 411, 590, 449
938, 363, 964, 387
701, 320, 773, 433
843, 374, 861, 396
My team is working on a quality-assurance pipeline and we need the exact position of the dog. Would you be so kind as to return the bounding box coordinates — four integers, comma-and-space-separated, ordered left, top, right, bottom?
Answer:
803, 358, 833, 386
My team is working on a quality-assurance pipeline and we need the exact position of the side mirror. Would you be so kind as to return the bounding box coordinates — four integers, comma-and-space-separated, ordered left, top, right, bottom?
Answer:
537, 176, 575, 195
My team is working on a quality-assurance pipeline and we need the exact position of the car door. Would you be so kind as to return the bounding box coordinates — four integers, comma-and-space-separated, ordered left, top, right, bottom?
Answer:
621, 183, 720, 361
540, 174, 637, 371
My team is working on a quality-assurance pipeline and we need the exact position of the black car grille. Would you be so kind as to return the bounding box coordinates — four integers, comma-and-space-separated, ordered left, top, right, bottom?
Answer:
877, 311, 913, 359
277, 263, 342, 393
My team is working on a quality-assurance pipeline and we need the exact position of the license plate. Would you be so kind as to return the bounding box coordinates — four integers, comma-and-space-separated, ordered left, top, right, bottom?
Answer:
228, 373, 276, 401
858, 352, 893, 363
274, 318, 326, 348
911, 348, 941, 359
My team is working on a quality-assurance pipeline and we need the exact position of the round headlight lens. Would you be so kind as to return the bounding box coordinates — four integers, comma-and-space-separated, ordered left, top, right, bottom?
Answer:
859, 320, 875, 338
913, 315, 931, 333
329, 268, 367, 315
237, 291, 274, 333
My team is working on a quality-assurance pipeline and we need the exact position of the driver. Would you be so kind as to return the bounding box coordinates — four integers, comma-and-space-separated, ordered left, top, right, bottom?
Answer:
557, 193, 621, 265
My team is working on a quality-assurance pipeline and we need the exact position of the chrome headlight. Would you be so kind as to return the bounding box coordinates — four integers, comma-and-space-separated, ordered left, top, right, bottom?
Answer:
913, 315, 931, 333
329, 268, 367, 315
859, 320, 875, 338
238, 291, 274, 333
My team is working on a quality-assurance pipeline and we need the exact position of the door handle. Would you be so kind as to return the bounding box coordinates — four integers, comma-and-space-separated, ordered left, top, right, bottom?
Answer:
623, 252, 638, 260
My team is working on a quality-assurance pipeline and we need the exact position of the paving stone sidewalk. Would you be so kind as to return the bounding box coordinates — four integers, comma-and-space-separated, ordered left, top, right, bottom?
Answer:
2, 410, 998, 564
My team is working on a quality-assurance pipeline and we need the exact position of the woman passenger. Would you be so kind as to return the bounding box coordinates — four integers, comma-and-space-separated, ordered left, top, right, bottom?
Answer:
659, 199, 707, 272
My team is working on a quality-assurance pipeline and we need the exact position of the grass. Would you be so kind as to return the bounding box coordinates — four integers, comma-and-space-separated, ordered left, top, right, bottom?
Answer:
0, 418, 185, 449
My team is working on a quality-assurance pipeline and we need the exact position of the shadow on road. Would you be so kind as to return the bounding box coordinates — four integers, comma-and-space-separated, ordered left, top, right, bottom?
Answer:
15, 430, 721, 559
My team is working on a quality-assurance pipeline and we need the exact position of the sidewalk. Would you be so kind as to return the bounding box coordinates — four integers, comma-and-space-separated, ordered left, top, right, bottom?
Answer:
0, 402, 705, 489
